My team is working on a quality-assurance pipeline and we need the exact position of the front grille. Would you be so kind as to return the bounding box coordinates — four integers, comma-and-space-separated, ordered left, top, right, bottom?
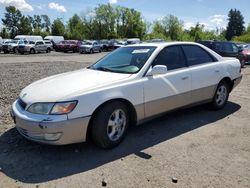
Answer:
17, 98, 27, 110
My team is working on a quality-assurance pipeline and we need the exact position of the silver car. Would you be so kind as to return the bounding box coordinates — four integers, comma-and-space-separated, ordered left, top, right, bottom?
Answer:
18, 40, 52, 54
79, 41, 102, 54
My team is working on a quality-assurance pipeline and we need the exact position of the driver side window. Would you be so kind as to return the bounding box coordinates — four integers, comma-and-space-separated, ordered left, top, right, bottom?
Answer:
152, 46, 187, 70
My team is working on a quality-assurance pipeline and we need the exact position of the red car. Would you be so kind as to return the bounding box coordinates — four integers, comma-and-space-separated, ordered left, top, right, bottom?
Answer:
56, 40, 82, 53
240, 44, 250, 65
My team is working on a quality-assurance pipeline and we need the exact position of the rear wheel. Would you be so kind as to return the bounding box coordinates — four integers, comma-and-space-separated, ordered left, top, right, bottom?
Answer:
30, 48, 35, 54
91, 102, 130, 149
240, 59, 246, 68
211, 81, 229, 110
13, 47, 18, 54
46, 48, 51, 53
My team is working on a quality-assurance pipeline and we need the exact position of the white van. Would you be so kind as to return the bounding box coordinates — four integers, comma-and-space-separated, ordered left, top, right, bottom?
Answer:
44, 36, 64, 43
14, 35, 43, 42
126, 38, 140, 45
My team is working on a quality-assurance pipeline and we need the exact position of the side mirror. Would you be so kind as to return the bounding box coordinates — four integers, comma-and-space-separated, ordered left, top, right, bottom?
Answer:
146, 65, 168, 76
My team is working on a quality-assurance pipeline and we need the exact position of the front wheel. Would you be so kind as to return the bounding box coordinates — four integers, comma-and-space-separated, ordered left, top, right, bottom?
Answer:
211, 81, 229, 110
91, 102, 130, 149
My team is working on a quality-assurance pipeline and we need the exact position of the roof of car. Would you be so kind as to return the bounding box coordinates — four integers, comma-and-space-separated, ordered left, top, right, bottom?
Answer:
126, 41, 202, 48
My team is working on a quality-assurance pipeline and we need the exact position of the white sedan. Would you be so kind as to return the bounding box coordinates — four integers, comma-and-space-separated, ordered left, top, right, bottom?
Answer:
11, 42, 242, 148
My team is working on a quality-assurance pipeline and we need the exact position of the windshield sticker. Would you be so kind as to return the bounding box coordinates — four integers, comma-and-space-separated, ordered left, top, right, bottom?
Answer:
132, 49, 150, 54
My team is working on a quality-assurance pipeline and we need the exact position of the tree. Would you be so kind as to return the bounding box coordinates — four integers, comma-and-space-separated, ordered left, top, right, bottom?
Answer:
161, 15, 184, 40
246, 23, 250, 34
41, 15, 51, 33
18, 16, 32, 35
225, 9, 245, 40
1, 6, 22, 38
51, 18, 65, 36
0, 28, 9, 38
66, 14, 84, 39
116, 6, 146, 39
94, 4, 117, 39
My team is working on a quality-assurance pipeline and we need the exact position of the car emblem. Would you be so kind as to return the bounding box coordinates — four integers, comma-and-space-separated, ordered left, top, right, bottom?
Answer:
22, 93, 27, 98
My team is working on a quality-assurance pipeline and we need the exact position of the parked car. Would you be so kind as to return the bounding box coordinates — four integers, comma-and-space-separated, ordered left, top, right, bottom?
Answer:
126, 38, 141, 45
14, 35, 43, 41
237, 43, 250, 64
44, 36, 64, 51
0, 37, 3, 53
44, 40, 53, 49
113, 41, 126, 49
18, 40, 52, 54
2, 39, 28, 54
56, 40, 82, 52
44, 36, 64, 43
198, 40, 245, 67
99, 40, 110, 51
11, 42, 242, 148
79, 41, 102, 54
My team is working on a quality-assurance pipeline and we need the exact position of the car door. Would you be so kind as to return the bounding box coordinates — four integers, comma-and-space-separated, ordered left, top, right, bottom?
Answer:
143, 45, 191, 118
182, 45, 222, 103
36, 41, 42, 52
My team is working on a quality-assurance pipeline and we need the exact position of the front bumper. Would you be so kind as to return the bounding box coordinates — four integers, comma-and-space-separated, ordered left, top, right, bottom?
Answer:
11, 100, 91, 145
80, 48, 91, 53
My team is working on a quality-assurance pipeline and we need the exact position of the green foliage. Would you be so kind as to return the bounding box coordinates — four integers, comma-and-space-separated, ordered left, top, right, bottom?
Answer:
233, 34, 250, 43
18, 16, 32, 35
0, 28, 9, 38
0, 5, 249, 42
51, 18, 65, 36
1, 6, 22, 38
225, 9, 245, 40
66, 14, 85, 40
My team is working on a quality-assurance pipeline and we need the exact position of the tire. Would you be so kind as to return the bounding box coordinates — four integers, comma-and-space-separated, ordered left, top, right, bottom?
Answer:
91, 101, 130, 149
30, 48, 35, 54
240, 59, 245, 68
46, 48, 51, 53
90, 49, 93, 54
13, 47, 18, 54
211, 81, 229, 110
4, 50, 9, 54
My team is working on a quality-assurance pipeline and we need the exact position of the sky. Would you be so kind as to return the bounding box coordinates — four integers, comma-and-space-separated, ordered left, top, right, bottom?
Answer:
0, 0, 250, 31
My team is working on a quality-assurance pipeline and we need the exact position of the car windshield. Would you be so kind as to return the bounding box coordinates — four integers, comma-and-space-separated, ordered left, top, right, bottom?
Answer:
243, 45, 250, 50
89, 46, 156, 74
11, 40, 19, 44
85, 42, 93, 45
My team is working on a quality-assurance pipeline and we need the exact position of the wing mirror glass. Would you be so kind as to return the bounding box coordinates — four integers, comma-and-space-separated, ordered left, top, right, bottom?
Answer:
146, 65, 168, 76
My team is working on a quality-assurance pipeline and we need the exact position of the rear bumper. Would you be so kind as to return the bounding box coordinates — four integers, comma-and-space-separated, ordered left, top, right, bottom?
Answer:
11, 100, 91, 145
232, 75, 242, 90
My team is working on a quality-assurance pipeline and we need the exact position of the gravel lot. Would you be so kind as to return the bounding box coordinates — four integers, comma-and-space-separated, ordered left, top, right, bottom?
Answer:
0, 52, 249, 188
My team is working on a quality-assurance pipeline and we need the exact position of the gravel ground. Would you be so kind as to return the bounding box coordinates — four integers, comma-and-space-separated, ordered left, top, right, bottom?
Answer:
0, 53, 249, 188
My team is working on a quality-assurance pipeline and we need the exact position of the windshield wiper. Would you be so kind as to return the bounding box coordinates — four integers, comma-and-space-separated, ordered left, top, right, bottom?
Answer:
95, 66, 115, 72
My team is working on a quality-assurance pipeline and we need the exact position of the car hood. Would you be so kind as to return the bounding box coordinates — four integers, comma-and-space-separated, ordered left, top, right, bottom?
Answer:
80, 45, 92, 48
20, 68, 132, 103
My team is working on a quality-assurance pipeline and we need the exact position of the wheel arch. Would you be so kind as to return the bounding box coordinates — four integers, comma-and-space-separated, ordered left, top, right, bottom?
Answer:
86, 98, 137, 141
219, 77, 234, 92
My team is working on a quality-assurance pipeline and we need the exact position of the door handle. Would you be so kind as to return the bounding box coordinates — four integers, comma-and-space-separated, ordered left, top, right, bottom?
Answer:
215, 70, 220, 73
181, 76, 189, 80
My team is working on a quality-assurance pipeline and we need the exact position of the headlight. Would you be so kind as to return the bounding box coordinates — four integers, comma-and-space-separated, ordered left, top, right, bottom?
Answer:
27, 101, 77, 115
27, 103, 54, 115
50, 101, 77, 115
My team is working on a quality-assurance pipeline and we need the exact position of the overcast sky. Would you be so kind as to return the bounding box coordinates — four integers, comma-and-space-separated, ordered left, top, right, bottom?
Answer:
0, 0, 250, 31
